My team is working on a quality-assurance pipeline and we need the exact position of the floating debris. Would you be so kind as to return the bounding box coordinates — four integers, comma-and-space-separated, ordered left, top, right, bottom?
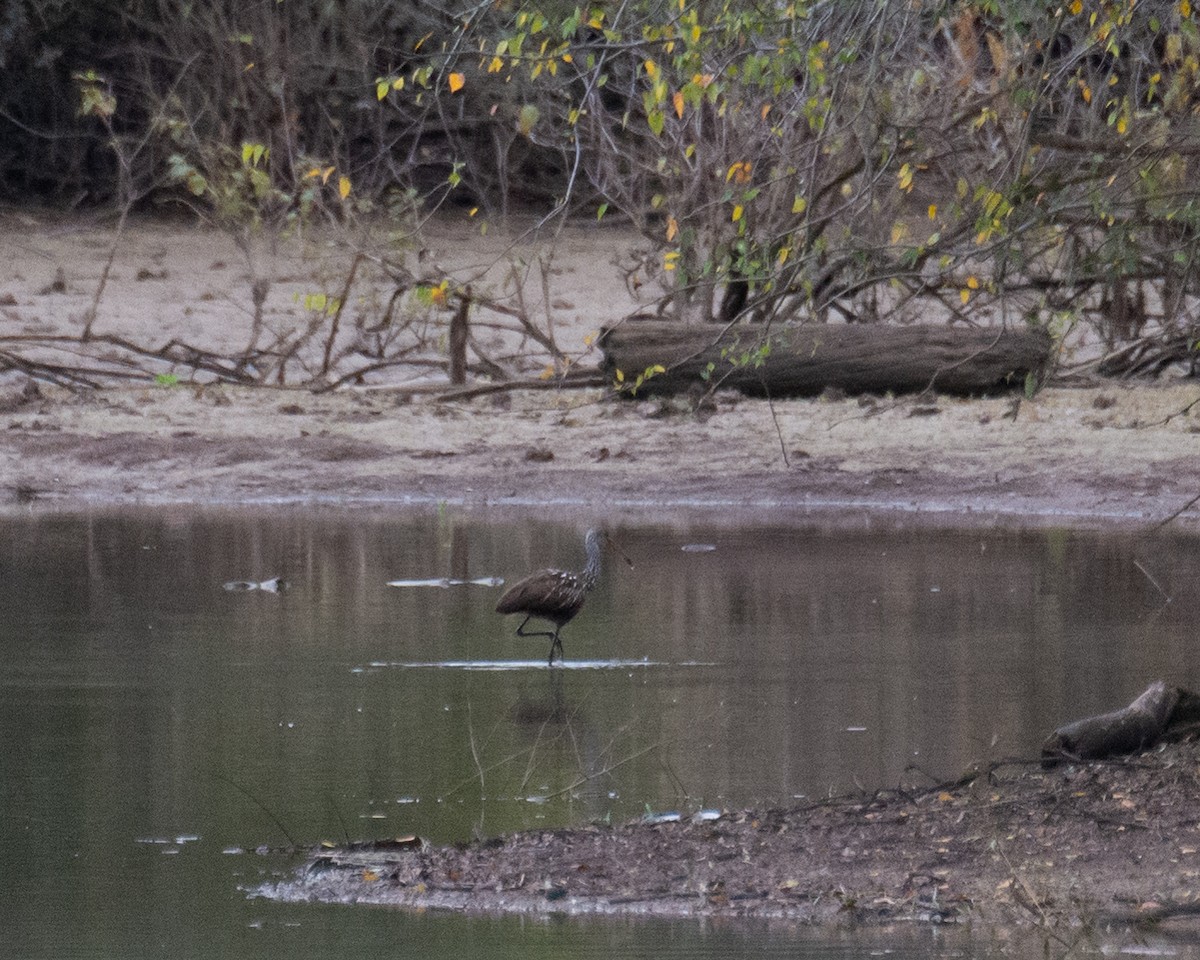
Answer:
681, 543, 717, 553
691, 809, 722, 823
135, 834, 200, 846
641, 811, 682, 825
223, 576, 288, 593
386, 577, 505, 588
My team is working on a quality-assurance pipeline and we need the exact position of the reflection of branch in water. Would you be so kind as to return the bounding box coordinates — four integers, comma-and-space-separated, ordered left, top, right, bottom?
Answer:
441, 701, 676, 808
212, 771, 297, 848
1132, 557, 1171, 604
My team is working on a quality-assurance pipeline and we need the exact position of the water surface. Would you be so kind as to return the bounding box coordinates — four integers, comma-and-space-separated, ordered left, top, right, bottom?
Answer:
4, 508, 1199, 958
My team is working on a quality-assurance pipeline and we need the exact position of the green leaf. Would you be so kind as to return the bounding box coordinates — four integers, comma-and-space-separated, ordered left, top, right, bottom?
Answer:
517, 104, 540, 136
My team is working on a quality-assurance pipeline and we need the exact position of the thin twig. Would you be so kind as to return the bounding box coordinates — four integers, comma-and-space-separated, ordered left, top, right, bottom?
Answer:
1154, 490, 1200, 530
320, 252, 362, 378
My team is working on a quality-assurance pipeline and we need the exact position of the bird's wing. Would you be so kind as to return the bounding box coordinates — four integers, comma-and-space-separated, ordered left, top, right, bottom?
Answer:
495, 569, 583, 620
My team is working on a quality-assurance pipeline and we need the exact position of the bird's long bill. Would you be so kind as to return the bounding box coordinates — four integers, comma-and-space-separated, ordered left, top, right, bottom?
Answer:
604, 532, 635, 569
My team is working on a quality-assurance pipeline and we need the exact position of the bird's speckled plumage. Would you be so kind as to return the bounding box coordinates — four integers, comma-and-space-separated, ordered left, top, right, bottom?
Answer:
496, 529, 603, 664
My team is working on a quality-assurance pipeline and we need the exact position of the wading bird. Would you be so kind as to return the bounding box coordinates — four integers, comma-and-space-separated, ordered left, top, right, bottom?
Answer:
496, 529, 623, 665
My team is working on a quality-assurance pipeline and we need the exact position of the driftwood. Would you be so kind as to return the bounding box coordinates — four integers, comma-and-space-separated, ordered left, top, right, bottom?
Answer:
1041, 680, 1200, 765
599, 321, 1052, 398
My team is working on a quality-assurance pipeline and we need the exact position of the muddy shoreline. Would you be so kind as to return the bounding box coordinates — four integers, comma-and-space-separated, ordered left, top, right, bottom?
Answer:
2, 382, 1200, 534
259, 739, 1200, 930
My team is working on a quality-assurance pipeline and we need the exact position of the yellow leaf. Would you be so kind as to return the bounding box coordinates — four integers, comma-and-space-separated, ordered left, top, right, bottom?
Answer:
615, 368, 626, 383
338, 175, 351, 200
967, 275, 979, 289
321, 166, 334, 185
588, 14, 604, 28
1117, 114, 1128, 134
644, 59, 658, 79
376, 80, 389, 101
666, 216, 678, 242
898, 163, 914, 192
363, 869, 379, 882
1183, 0, 1193, 17
695, 73, 714, 88
1080, 82, 1091, 103
488, 57, 504, 73
392, 77, 405, 91
726, 161, 752, 184
776, 245, 790, 265
539, 364, 555, 380
890, 221, 909, 244
761, 102, 772, 120
938, 791, 954, 802
673, 90, 684, 118
448, 72, 465, 93
960, 288, 971, 304
732, 204, 744, 222
468, 207, 478, 217
304, 167, 322, 180
1069, 0, 1082, 12
792, 195, 807, 215
928, 204, 937, 220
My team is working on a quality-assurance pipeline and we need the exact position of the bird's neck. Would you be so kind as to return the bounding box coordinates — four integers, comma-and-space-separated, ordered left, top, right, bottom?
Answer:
581, 534, 602, 591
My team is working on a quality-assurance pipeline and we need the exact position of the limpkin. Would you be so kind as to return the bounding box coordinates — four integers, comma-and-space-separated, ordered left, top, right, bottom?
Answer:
496, 529, 617, 665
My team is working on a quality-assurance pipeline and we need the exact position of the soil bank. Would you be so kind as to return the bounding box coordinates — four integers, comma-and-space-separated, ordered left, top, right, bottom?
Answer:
261, 739, 1200, 930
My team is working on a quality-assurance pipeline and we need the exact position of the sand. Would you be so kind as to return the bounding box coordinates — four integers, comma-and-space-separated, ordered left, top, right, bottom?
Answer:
1, 208, 1199, 527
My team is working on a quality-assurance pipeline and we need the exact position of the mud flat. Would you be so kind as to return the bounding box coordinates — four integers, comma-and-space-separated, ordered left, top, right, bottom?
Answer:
261, 738, 1200, 930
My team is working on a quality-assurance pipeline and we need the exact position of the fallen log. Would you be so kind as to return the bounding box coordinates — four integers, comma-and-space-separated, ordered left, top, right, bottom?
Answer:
1041, 680, 1200, 765
598, 321, 1052, 398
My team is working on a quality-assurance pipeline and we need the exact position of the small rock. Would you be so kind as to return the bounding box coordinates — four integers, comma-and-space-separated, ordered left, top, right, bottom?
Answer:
0, 380, 43, 414
38, 267, 66, 295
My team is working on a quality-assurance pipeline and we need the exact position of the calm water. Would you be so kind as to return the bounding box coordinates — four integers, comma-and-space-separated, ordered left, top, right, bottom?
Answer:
4, 507, 1200, 959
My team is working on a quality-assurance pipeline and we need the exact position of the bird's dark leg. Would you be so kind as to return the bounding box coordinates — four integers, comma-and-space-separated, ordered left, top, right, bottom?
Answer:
548, 629, 563, 667
515, 615, 556, 641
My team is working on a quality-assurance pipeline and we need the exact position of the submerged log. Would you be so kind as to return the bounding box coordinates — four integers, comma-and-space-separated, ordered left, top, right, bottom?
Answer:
1041, 681, 1200, 765
599, 321, 1052, 398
